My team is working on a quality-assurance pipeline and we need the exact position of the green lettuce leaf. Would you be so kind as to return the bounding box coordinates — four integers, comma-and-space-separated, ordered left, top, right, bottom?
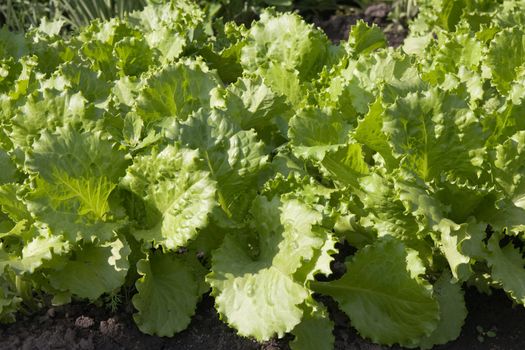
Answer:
290, 302, 334, 350
175, 110, 269, 222
347, 20, 386, 56
486, 27, 525, 94
312, 237, 439, 347
25, 126, 128, 242
0, 150, 17, 185
418, 271, 467, 349
121, 145, 216, 249
135, 60, 219, 123
214, 75, 291, 133
437, 219, 474, 281
10, 91, 100, 153
383, 89, 484, 181
486, 233, 525, 304
240, 9, 330, 82
207, 196, 327, 340
289, 107, 351, 161
16, 234, 70, 274
49, 237, 130, 300
127, 0, 205, 63
133, 251, 205, 336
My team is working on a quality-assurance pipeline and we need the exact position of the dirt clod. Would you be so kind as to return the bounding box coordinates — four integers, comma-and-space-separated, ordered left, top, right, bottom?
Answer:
75, 316, 95, 329
99, 317, 120, 335
364, 3, 391, 19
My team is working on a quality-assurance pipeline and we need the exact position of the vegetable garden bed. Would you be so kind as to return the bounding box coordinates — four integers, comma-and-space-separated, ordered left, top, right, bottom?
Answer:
1, 0, 525, 349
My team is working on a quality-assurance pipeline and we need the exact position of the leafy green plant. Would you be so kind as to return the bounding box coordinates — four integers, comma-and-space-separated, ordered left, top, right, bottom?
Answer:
1, 1, 525, 349
476, 325, 497, 343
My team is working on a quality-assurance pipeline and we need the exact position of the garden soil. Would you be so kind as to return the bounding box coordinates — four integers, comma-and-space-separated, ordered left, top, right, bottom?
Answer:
1, 3, 524, 350
312, 3, 407, 47
2, 278, 525, 350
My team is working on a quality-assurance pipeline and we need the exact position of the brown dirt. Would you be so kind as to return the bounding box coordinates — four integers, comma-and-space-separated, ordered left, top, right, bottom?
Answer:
2, 285, 525, 350
312, 3, 407, 47
0, 294, 268, 350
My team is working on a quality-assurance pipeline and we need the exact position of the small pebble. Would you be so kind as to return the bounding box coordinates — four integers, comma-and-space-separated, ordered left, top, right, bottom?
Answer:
47, 308, 56, 318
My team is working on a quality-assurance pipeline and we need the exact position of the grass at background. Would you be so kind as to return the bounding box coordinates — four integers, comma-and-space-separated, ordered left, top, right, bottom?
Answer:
0, 0, 418, 34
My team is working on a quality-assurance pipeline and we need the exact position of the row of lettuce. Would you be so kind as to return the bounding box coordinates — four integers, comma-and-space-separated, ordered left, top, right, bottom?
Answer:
1, 0, 525, 348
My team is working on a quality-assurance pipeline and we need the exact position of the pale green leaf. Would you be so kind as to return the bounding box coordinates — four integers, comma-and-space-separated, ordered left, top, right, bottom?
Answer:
486, 233, 525, 304
176, 110, 268, 221
240, 10, 330, 81
25, 126, 128, 242
49, 238, 130, 300
25, 125, 128, 182
135, 60, 219, 123
437, 219, 473, 282
290, 303, 334, 350
0, 150, 16, 185
383, 89, 484, 181
289, 108, 350, 162
132, 252, 203, 336
18, 234, 70, 274
486, 27, 525, 94
312, 238, 439, 347
418, 271, 467, 349
347, 20, 386, 56
121, 145, 216, 249
492, 131, 525, 206
353, 97, 396, 169
207, 196, 325, 340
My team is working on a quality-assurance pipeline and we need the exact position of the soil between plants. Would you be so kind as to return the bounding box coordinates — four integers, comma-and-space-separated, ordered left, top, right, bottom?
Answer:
2, 3, 525, 350
311, 3, 407, 47
1, 286, 525, 350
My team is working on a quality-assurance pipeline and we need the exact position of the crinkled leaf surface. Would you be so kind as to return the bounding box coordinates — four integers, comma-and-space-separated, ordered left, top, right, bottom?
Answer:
312, 238, 439, 347
127, 0, 205, 62
289, 108, 350, 162
207, 196, 325, 340
240, 10, 330, 81
383, 90, 484, 182
176, 110, 268, 222
18, 234, 70, 274
10, 91, 95, 152
0, 150, 16, 185
437, 219, 473, 281
49, 238, 130, 300
486, 27, 525, 94
25, 126, 128, 242
132, 252, 203, 336
121, 145, 216, 249
347, 20, 386, 56
493, 131, 525, 207
135, 61, 219, 123
216, 76, 290, 131
486, 234, 525, 304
